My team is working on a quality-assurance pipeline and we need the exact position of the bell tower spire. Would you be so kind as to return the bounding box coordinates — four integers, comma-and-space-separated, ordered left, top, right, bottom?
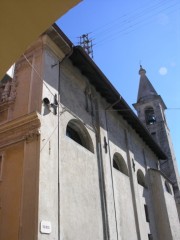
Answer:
133, 66, 180, 217
134, 66, 167, 125
137, 65, 158, 103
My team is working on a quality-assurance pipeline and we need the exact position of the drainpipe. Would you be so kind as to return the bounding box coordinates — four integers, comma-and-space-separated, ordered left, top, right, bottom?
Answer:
124, 129, 141, 240
104, 97, 121, 240
92, 98, 110, 240
143, 150, 159, 240
52, 46, 73, 240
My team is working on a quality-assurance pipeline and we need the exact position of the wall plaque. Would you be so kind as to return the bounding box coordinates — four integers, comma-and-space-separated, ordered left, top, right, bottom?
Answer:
40, 220, 52, 234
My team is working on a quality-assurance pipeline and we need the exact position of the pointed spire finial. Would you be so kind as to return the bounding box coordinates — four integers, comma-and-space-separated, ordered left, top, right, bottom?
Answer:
139, 65, 146, 75
136, 65, 158, 102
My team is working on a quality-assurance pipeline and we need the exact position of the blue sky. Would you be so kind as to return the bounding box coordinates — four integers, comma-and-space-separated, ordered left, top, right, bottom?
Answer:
57, 0, 180, 171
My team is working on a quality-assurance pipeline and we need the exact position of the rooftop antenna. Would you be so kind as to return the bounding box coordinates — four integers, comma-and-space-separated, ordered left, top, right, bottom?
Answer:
78, 33, 94, 59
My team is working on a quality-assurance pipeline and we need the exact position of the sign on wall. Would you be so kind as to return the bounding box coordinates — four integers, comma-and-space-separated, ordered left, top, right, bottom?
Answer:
40, 221, 52, 234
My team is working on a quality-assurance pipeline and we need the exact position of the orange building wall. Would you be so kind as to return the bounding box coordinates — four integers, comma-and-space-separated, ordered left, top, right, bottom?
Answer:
0, 143, 24, 240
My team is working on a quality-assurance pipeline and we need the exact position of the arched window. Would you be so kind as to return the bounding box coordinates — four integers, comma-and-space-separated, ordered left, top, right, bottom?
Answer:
66, 119, 94, 153
137, 169, 147, 188
113, 153, 129, 176
145, 107, 156, 125
165, 180, 172, 194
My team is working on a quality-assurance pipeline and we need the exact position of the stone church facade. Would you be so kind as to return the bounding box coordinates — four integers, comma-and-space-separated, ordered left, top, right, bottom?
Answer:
0, 24, 180, 240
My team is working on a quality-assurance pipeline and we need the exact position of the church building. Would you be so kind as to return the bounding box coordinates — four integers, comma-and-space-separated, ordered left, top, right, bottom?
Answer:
0, 24, 180, 240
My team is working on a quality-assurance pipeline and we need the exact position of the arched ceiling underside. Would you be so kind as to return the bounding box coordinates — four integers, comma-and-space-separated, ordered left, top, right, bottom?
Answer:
0, 0, 81, 80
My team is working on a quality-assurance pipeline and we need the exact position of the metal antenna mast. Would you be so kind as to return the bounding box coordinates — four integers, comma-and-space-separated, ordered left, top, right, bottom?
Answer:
78, 33, 94, 59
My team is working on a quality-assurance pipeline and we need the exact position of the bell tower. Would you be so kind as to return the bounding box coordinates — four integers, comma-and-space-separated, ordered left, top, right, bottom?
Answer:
133, 66, 180, 214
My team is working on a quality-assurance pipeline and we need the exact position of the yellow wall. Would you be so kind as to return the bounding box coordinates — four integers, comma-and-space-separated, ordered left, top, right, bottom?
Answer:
0, 143, 24, 240
0, 0, 82, 80
0, 136, 40, 240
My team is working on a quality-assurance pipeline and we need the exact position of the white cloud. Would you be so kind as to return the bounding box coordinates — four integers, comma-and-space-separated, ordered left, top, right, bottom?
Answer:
159, 67, 168, 76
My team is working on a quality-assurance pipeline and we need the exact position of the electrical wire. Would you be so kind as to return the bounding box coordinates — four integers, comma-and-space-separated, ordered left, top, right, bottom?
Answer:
23, 54, 55, 97
95, 0, 178, 36
91, 0, 170, 38
69, 0, 180, 48
93, 1, 180, 47
39, 102, 180, 154
72, 0, 167, 43
22, 27, 73, 99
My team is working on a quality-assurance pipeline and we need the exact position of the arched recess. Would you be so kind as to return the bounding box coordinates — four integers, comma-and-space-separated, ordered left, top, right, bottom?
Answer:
113, 152, 129, 176
145, 106, 156, 125
66, 119, 94, 153
137, 169, 147, 188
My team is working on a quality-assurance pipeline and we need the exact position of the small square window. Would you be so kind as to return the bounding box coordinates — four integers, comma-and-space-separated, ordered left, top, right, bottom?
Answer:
0, 153, 4, 181
144, 204, 150, 222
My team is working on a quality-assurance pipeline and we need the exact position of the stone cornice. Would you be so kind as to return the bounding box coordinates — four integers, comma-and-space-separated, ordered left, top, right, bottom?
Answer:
0, 112, 41, 147
42, 35, 66, 61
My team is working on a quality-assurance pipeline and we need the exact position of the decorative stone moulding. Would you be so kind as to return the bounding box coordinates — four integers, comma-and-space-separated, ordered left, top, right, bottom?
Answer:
0, 76, 18, 123
0, 76, 17, 104
26, 129, 41, 143
0, 112, 41, 148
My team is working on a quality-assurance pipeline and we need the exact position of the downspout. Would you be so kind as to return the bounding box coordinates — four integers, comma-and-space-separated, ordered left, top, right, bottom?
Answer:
143, 150, 159, 240
55, 47, 73, 240
104, 97, 121, 240
92, 97, 110, 240
124, 129, 141, 240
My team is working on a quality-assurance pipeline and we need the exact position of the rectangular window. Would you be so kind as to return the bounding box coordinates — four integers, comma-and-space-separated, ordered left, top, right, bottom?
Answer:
148, 233, 153, 240
144, 204, 150, 222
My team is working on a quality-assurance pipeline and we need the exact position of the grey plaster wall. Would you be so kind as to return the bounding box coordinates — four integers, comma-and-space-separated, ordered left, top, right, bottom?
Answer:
164, 184, 180, 239
113, 170, 137, 240
60, 113, 103, 240
149, 170, 175, 240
